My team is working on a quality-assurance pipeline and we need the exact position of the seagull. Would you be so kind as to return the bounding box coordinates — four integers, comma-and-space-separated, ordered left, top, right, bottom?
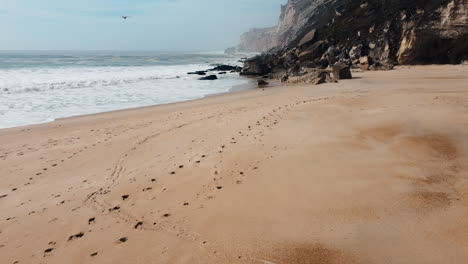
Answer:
122, 16, 130, 20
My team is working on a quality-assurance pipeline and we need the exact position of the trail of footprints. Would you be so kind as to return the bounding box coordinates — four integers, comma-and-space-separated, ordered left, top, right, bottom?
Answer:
75, 97, 330, 259
2, 96, 333, 263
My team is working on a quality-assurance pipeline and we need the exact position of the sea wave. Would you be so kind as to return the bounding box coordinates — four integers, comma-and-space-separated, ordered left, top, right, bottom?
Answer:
0, 53, 248, 129
0, 64, 213, 94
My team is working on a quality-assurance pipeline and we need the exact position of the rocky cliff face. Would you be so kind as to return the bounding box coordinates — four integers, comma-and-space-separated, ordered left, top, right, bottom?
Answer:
276, 0, 353, 48
242, 0, 468, 81
238, 27, 278, 53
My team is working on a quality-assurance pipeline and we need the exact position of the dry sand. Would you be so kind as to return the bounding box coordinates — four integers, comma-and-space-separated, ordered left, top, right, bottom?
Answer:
1, 65, 468, 264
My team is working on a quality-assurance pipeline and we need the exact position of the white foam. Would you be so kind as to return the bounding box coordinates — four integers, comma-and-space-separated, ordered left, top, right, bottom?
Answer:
0, 61, 248, 128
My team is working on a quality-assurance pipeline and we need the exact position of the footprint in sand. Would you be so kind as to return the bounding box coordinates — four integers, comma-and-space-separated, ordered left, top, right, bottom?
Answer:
117, 237, 128, 243
134, 221, 143, 229
43, 248, 54, 257
109, 206, 120, 211
68, 232, 85, 241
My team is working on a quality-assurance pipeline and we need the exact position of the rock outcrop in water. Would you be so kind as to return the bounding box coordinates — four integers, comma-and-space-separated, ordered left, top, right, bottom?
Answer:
241, 0, 468, 83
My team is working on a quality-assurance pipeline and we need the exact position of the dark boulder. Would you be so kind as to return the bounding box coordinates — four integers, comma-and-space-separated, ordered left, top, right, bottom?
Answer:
241, 56, 271, 76
209, 65, 242, 72
332, 62, 352, 80
286, 68, 334, 85
218, 71, 227, 74
188, 71, 207, 75
257, 79, 269, 87
199, 75, 218, 80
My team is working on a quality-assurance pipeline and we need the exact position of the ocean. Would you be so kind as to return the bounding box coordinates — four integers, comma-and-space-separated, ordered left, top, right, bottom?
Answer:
0, 51, 251, 129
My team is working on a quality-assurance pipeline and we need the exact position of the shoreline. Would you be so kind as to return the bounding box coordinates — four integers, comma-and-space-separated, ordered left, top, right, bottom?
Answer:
0, 51, 250, 131
1, 65, 468, 264
0, 74, 261, 132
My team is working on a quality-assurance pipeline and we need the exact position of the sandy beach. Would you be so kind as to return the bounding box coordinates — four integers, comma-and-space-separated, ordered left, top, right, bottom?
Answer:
1, 65, 468, 264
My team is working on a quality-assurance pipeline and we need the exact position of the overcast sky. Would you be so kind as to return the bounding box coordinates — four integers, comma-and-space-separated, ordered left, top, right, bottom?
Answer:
0, 0, 285, 51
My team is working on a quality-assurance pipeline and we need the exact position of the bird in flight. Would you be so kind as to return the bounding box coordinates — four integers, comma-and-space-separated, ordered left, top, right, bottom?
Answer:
122, 16, 130, 20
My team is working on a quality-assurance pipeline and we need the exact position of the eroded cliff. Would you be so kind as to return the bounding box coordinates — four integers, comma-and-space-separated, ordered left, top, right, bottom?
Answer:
242, 0, 468, 81
237, 27, 278, 53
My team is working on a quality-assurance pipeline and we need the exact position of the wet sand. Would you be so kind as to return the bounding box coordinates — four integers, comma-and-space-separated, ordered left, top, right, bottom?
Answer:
1, 65, 468, 264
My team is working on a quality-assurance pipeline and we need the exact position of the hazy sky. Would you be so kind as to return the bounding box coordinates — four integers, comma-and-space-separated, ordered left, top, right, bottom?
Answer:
0, 0, 286, 51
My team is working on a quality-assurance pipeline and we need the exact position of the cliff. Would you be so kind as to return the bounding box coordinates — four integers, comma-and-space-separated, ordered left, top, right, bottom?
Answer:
237, 27, 278, 53
242, 0, 468, 81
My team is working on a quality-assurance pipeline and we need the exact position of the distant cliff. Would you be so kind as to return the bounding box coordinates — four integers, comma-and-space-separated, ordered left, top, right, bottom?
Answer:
237, 27, 278, 53
241, 0, 468, 81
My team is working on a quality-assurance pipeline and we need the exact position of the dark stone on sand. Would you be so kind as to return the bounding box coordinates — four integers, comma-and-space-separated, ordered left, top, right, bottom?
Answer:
88, 217, 95, 224
286, 69, 334, 85
122, 195, 129, 200
118, 237, 128, 243
90, 252, 98, 257
162, 213, 171, 218
199, 75, 218, 80
44, 248, 54, 253
258, 79, 269, 87
332, 62, 352, 80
